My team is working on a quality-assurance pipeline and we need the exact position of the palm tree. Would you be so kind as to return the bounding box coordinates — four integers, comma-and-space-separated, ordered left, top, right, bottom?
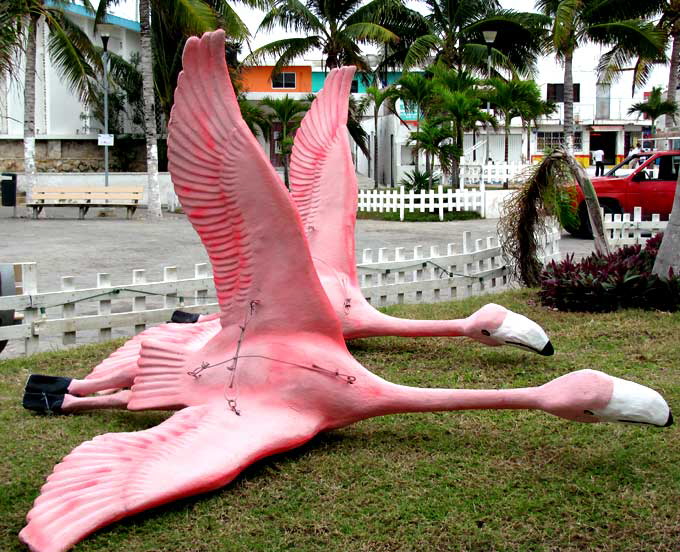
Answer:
537, 0, 665, 154
486, 78, 539, 164
2, 1, 99, 204
394, 72, 435, 171
434, 86, 495, 187
406, 118, 458, 188
628, 86, 678, 137
401, 0, 548, 76
259, 95, 310, 188
364, 84, 398, 186
238, 96, 271, 139
516, 88, 556, 162
248, 0, 400, 73
425, 65, 494, 186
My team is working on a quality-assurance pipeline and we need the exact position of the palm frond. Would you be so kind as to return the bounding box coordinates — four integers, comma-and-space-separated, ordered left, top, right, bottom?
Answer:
586, 20, 666, 61
45, 9, 99, 103
0, 4, 25, 79
210, 1, 251, 40
258, 0, 324, 36
343, 22, 398, 44
246, 36, 321, 73
402, 34, 439, 70
160, 0, 216, 34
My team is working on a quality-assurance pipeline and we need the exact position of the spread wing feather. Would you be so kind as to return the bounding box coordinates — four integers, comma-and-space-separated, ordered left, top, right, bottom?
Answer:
289, 67, 359, 280
168, 31, 341, 338
20, 402, 323, 552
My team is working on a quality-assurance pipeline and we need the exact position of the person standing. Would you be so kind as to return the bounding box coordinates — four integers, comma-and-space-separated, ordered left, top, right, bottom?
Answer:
628, 142, 641, 168
593, 149, 605, 176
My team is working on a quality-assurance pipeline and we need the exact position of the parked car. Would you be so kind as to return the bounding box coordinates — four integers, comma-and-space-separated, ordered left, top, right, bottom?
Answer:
565, 150, 680, 237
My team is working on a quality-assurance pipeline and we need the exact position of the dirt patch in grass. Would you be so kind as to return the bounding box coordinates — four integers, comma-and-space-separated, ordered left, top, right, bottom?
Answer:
1, 290, 678, 551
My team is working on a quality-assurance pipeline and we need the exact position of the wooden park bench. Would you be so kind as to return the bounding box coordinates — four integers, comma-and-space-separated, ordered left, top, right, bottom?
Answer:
26, 186, 144, 219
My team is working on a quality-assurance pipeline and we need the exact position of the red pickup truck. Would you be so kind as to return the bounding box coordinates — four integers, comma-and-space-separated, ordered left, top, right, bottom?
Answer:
565, 150, 679, 236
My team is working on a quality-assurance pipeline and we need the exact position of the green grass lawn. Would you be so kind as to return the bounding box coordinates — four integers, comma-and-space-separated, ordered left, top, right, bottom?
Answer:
1, 290, 678, 551
356, 210, 482, 222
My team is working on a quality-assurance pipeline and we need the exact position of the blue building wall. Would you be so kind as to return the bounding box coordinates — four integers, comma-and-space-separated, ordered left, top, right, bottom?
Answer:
311, 71, 408, 93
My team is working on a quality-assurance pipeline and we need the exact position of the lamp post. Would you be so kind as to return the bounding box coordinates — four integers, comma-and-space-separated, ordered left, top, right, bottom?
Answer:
99, 24, 115, 188
482, 30, 497, 167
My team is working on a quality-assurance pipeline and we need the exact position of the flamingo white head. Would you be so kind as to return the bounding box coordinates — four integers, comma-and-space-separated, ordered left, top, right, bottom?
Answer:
588, 375, 673, 427
466, 303, 554, 356
537, 369, 673, 427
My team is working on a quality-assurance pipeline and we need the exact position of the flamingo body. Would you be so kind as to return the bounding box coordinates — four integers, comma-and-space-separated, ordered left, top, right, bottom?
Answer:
20, 31, 671, 552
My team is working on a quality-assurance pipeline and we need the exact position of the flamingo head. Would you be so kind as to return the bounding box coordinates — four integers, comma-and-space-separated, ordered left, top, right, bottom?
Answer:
466, 303, 554, 356
539, 369, 673, 427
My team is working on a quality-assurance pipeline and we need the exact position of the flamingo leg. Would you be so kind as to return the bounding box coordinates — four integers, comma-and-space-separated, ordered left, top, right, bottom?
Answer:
60, 391, 132, 412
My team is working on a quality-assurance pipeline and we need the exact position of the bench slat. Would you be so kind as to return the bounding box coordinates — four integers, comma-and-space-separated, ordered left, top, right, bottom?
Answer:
30, 194, 142, 200
32, 187, 143, 193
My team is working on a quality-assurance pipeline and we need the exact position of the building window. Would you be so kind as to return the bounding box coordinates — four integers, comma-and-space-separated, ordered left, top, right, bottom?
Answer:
595, 83, 610, 119
546, 83, 580, 103
537, 131, 582, 151
272, 72, 296, 89
350, 79, 358, 93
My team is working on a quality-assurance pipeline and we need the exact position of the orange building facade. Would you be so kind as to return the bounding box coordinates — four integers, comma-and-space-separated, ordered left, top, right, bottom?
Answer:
240, 66, 313, 93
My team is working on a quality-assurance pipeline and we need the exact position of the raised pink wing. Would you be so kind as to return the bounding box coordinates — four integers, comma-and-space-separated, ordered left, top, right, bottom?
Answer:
20, 402, 323, 552
289, 67, 359, 282
168, 31, 341, 338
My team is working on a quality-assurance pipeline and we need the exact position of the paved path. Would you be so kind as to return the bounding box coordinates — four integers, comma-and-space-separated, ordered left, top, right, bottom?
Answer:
1, 206, 594, 290
0, 206, 594, 357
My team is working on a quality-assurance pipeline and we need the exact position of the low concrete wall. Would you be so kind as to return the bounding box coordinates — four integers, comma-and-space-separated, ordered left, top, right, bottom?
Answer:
484, 189, 516, 219
0, 138, 146, 173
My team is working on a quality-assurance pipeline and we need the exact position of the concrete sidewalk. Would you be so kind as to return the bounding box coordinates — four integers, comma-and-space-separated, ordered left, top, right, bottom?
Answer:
2, 206, 594, 291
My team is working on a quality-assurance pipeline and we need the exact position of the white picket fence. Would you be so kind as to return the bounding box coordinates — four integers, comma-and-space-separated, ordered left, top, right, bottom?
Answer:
603, 207, 668, 247
357, 185, 485, 220
358, 227, 561, 307
0, 229, 561, 356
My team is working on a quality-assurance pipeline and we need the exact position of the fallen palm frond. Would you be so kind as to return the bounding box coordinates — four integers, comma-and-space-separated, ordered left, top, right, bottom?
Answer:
499, 148, 606, 287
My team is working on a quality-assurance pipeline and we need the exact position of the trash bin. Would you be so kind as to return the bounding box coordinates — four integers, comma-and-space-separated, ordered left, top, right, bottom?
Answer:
1, 173, 17, 207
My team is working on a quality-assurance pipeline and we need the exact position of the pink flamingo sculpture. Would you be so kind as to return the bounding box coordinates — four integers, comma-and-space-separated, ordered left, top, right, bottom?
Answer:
19, 31, 672, 552
24, 53, 551, 409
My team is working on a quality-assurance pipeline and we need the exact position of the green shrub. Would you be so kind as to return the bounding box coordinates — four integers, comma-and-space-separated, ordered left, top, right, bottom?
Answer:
539, 233, 680, 312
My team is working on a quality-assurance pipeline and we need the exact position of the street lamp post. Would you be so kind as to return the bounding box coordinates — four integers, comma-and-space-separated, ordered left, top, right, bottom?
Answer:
99, 25, 115, 188
483, 30, 497, 167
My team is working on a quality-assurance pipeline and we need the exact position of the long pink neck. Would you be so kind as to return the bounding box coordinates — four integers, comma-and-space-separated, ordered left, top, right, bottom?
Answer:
345, 310, 470, 339
362, 378, 542, 419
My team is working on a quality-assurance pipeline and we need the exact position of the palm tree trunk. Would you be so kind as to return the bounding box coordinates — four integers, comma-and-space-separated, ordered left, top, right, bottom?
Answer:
374, 109, 379, 187
665, 30, 680, 150
504, 124, 509, 163
526, 121, 531, 161
652, 175, 680, 276
140, 0, 162, 218
561, 151, 609, 255
563, 51, 574, 155
23, 15, 39, 206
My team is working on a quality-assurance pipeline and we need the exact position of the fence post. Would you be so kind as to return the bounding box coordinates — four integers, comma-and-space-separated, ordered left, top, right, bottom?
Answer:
437, 185, 444, 221
22, 262, 39, 355
61, 276, 76, 345
163, 266, 178, 309
97, 273, 112, 340
132, 269, 146, 334
479, 175, 486, 217
195, 263, 209, 305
